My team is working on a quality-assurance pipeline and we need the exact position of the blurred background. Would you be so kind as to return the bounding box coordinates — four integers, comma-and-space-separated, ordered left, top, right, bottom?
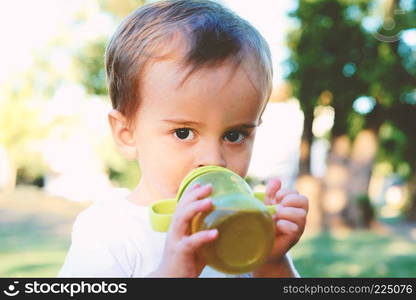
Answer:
0, 0, 415, 277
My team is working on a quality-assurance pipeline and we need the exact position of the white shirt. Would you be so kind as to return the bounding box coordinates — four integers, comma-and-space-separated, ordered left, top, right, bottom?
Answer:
58, 195, 249, 277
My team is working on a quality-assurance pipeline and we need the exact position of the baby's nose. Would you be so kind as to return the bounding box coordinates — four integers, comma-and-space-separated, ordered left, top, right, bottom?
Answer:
198, 162, 226, 168
197, 142, 226, 168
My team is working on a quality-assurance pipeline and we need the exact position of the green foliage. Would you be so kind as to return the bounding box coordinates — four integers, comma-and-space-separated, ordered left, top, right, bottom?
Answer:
346, 111, 365, 139
287, 0, 416, 213
108, 162, 141, 190
378, 121, 413, 180
0, 95, 50, 182
72, 0, 148, 189
73, 0, 148, 97
75, 38, 109, 96
287, 0, 370, 116
96, 135, 141, 190
287, 0, 415, 134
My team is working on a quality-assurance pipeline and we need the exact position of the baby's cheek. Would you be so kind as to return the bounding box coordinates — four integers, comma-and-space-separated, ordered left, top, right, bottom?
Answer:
228, 155, 251, 178
159, 170, 188, 199
144, 169, 174, 200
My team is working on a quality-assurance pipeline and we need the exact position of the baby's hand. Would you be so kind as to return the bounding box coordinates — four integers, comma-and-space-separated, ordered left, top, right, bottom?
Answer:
154, 184, 217, 277
264, 178, 308, 264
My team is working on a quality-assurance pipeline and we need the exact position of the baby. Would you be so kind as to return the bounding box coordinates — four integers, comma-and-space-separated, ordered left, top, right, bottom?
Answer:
59, 0, 308, 277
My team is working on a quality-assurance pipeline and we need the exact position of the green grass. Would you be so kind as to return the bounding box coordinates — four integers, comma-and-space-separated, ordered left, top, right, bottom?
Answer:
1, 186, 416, 277
2, 227, 416, 277
0, 186, 85, 277
291, 231, 416, 277
0, 213, 72, 277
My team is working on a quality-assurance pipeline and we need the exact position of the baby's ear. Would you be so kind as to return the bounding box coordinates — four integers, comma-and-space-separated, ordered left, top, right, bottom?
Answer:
108, 109, 137, 160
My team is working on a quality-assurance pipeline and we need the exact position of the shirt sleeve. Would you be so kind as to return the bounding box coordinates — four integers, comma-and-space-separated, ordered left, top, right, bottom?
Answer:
57, 208, 140, 278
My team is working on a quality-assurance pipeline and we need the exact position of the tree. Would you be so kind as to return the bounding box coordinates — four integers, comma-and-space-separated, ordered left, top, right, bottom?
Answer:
287, 0, 416, 228
287, 0, 370, 175
72, 0, 147, 189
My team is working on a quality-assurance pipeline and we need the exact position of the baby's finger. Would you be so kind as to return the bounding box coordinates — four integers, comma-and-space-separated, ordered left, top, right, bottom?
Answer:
177, 184, 212, 209
171, 198, 213, 236
179, 229, 218, 254
188, 183, 201, 191
265, 178, 281, 205
273, 189, 298, 204
273, 207, 307, 227
280, 194, 309, 211
275, 219, 301, 237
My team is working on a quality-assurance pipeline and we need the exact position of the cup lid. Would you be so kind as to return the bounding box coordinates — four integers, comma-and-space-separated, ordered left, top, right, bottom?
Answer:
175, 166, 236, 202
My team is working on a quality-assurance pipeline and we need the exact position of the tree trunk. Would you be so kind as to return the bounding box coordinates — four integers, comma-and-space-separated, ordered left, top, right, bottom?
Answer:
344, 129, 378, 228
405, 175, 416, 221
320, 134, 351, 230
299, 110, 314, 176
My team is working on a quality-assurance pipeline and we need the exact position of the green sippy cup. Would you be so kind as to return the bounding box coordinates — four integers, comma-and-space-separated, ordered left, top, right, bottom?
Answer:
149, 166, 278, 274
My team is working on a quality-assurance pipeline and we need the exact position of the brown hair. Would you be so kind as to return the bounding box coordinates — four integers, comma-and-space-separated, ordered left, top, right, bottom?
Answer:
105, 0, 273, 127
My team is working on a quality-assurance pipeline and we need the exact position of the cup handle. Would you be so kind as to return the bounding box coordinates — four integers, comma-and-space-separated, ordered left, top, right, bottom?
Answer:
149, 199, 177, 232
254, 191, 278, 215
266, 204, 278, 215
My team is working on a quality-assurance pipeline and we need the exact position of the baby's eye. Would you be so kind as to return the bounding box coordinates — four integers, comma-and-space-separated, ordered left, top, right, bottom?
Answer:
173, 128, 194, 140
224, 130, 247, 144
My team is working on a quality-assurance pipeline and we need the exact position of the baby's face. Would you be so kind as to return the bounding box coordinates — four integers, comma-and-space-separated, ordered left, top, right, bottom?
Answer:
133, 57, 266, 201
